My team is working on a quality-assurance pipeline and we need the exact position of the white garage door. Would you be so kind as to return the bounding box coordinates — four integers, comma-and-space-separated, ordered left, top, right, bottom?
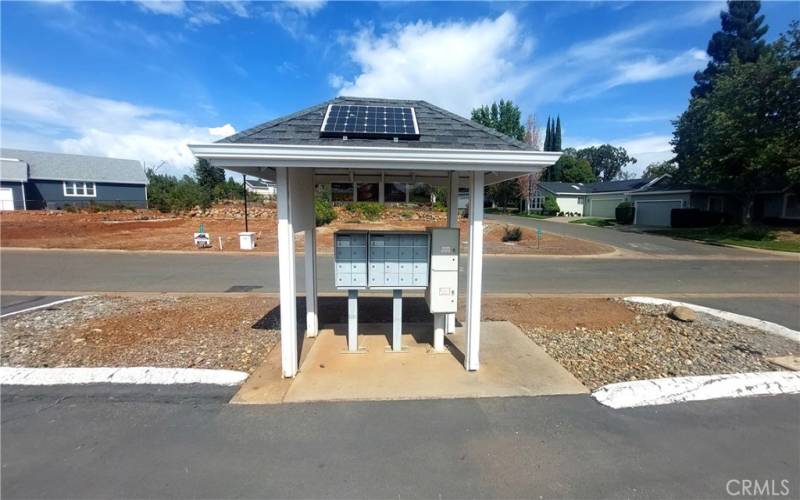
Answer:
0, 188, 14, 211
635, 200, 683, 226
589, 198, 623, 218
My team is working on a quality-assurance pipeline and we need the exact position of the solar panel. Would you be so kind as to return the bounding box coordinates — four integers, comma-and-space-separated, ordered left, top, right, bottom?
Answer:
320, 104, 420, 139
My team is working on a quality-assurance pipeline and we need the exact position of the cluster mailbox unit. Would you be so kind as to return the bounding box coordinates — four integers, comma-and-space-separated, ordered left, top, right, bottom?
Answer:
334, 227, 458, 353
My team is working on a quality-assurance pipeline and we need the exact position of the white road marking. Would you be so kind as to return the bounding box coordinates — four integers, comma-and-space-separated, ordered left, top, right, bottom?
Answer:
624, 296, 800, 343
0, 367, 249, 386
0, 296, 89, 319
593, 372, 800, 409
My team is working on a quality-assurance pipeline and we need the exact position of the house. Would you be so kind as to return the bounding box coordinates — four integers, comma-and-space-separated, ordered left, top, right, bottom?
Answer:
0, 148, 148, 210
245, 177, 276, 198
535, 178, 659, 217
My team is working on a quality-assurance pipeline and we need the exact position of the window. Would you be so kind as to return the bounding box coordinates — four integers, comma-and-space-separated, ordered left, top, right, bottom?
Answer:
63, 181, 96, 197
331, 183, 354, 202
356, 183, 379, 202
384, 183, 407, 202
530, 188, 544, 210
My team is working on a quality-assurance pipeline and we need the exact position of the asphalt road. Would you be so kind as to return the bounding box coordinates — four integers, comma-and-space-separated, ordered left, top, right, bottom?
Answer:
487, 213, 777, 257
0, 294, 76, 317
2, 249, 799, 295
1, 385, 797, 499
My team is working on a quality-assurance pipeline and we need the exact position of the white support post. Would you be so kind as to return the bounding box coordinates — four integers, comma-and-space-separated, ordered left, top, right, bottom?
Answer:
433, 313, 445, 352
347, 289, 358, 352
446, 171, 459, 334
464, 171, 484, 371
276, 167, 298, 378
304, 228, 318, 337
392, 289, 403, 352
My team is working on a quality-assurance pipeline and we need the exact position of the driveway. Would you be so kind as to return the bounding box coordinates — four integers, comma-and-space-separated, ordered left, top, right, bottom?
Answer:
2, 385, 798, 499
487, 213, 783, 258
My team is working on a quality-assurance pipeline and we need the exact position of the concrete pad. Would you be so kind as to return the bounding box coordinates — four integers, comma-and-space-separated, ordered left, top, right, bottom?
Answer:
767, 355, 800, 371
280, 321, 587, 403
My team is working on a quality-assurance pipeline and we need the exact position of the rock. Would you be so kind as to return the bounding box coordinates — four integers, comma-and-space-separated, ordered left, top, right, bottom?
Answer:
670, 306, 696, 322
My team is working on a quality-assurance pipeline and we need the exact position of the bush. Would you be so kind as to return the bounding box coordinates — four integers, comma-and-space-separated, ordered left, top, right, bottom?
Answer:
345, 202, 385, 220
615, 201, 635, 224
671, 208, 725, 228
315, 194, 336, 226
502, 226, 523, 242
542, 195, 560, 215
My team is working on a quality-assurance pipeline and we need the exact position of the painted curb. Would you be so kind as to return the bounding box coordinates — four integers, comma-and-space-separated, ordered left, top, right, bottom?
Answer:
0, 296, 89, 319
624, 296, 800, 343
0, 367, 249, 386
593, 372, 800, 409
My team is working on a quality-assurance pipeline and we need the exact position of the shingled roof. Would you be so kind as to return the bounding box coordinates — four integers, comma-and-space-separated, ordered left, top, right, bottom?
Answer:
219, 96, 531, 150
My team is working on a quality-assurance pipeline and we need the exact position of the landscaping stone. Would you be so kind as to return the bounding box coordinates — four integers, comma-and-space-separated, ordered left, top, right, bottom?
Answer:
670, 306, 697, 322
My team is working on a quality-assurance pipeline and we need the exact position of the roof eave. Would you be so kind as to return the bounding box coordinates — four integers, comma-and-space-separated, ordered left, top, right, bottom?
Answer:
189, 142, 561, 173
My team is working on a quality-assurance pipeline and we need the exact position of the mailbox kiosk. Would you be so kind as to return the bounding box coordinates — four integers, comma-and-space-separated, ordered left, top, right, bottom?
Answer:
334, 228, 459, 354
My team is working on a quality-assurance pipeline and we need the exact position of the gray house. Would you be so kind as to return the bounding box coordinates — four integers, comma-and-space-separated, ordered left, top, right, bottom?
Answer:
0, 148, 148, 210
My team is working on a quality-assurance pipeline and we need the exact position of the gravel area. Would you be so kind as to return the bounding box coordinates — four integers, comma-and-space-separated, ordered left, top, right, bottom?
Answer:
521, 299, 799, 389
1, 295, 280, 373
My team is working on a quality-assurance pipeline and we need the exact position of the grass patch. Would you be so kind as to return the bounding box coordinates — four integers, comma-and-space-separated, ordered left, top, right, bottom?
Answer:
651, 225, 800, 253
485, 207, 553, 219
570, 218, 616, 227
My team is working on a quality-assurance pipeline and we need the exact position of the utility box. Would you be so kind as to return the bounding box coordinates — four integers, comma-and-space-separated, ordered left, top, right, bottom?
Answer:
239, 231, 257, 250
425, 227, 459, 313
334, 231, 368, 289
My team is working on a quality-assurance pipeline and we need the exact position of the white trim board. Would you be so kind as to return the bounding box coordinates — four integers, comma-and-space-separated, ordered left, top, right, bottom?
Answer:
0, 367, 249, 386
593, 372, 800, 409
624, 296, 800, 343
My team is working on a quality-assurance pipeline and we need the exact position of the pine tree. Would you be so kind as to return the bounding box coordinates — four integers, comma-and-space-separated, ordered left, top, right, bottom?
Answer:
554, 115, 562, 152
543, 117, 552, 152
692, 0, 768, 98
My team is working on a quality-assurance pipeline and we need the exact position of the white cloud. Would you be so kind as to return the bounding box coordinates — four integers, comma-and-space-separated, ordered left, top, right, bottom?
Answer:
285, 0, 326, 15
332, 13, 533, 115
267, 1, 327, 39
332, 11, 714, 112
135, 0, 186, 16
1, 73, 234, 174
606, 112, 679, 124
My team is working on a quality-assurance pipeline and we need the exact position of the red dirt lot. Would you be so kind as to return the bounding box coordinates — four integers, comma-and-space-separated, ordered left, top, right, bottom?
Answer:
0, 205, 613, 256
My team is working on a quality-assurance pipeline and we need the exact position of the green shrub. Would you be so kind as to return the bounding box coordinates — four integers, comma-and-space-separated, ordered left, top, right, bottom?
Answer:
345, 202, 385, 220
315, 194, 336, 226
543, 195, 560, 215
615, 201, 635, 224
502, 226, 523, 242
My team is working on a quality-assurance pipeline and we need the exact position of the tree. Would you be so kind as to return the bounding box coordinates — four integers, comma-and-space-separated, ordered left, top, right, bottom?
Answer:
194, 158, 225, 206
643, 160, 679, 179
542, 195, 560, 215
575, 145, 637, 182
555, 156, 596, 183
543, 117, 552, 151
673, 23, 800, 222
470, 100, 525, 141
488, 180, 520, 212
692, 0, 769, 98
554, 115, 562, 151
523, 114, 541, 151
518, 114, 542, 213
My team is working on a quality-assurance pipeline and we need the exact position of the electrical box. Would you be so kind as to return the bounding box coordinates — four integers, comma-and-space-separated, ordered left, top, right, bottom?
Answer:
425, 227, 459, 313
334, 231, 368, 289
334, 230, 429, 290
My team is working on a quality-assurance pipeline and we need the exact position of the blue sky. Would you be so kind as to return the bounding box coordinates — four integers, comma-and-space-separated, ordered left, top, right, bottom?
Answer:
1, 0, 796, 176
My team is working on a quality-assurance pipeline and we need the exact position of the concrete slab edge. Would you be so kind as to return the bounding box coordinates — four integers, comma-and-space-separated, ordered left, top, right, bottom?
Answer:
0, 367, 249, 386
624, 296, 800, 343
0, 296, 89, 319
592, 371, 800, 409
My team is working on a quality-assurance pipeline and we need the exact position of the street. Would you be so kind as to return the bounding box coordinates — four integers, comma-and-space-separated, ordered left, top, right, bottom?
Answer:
2, 384, 798, 499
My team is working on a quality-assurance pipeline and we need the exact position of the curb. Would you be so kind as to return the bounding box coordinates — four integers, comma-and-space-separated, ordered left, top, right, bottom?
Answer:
0, 367, 249, 386
0, 296, 89, 319
593, 372, 800, 409
624, 296, 800, 343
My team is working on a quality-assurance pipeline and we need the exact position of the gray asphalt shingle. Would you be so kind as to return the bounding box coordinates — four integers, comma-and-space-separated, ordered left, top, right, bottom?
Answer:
219, 97, 531, 150
0, 148, 147, 184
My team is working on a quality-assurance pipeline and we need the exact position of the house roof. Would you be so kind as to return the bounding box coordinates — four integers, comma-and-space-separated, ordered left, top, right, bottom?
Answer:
0, 148, 147, 185
219, 96, 532, 151
0, 159, 29, 182
540, 178, 652, 195
245, 178, 275, 188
